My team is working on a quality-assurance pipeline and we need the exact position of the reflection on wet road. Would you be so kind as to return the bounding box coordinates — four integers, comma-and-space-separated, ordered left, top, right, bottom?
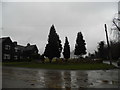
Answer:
2, 67, 119, 88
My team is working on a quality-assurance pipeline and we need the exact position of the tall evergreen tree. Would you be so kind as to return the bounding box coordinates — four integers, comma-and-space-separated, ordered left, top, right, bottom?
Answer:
74, 32, 86, 58
63, 37, 70, 61
44, 25, 62, 63
97, 41, 105, 59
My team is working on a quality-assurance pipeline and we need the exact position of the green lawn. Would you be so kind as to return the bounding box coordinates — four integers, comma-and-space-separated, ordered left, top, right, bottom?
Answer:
2, 62, 116, 70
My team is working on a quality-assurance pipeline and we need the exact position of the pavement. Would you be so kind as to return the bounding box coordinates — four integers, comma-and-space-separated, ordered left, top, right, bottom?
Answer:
103, 61, 119, 68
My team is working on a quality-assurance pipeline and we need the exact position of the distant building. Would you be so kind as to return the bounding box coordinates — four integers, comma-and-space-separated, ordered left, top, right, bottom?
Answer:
0, 37, 39, 62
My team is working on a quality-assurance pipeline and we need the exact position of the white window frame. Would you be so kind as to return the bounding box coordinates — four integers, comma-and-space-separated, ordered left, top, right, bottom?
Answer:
14, 55, 18, 60
5, 45, 10, 50
14, 47, 18, 52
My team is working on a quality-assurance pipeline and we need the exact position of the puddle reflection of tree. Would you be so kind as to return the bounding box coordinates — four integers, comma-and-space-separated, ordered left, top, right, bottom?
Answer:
63, 71, 89, 89
63, 71, 71, 89
43, 70, 63, 88
39, 70, 89, 89
76, 71, 89, 88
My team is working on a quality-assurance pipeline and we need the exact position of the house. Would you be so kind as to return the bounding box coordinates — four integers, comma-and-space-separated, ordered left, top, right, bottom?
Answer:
23, 43, 39, 60
0, 37, 39, 62
13, 43, 39, 61
0, 37, 14, 62
13, 41, 25, 61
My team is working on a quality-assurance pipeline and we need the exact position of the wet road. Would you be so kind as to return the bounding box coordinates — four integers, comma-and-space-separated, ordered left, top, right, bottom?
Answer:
2, 66, 120, 88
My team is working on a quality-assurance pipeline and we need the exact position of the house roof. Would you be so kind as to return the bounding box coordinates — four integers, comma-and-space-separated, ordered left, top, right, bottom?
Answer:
0, 37, 38, 52
15, 45, 25, 50
24, 45, 37, 51
15, 44, 38, 51
0, 37, 11, 44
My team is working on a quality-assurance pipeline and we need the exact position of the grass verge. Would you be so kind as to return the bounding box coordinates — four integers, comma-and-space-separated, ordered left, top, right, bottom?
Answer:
2, 62, 117, 70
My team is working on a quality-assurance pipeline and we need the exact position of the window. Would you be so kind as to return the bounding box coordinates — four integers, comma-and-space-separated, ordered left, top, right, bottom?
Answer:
14, 47, 18, 52
4, 54, 10, 60
14, 56, 18, 60
5, 45, 10, 50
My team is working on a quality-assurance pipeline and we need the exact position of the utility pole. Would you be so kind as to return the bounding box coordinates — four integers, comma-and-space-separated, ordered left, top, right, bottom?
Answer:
104, 24, 112, 65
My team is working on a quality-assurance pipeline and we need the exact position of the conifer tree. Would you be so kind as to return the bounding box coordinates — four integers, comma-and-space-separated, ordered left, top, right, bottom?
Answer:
63, 37, 70, 61
74, 32, 86, 58
97, 41, 105, 59
44, 25, 62, 63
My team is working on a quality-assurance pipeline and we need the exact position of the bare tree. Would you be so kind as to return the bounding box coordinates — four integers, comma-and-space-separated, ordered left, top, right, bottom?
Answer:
111, 13, 120, 42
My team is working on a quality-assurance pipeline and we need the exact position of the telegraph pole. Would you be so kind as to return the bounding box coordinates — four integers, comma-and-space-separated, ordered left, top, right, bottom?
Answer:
104, 24, 112, 65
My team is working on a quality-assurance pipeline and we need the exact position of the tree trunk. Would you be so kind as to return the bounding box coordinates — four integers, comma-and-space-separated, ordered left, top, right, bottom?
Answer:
49, 58, 52, 63
65, 59, 68, 62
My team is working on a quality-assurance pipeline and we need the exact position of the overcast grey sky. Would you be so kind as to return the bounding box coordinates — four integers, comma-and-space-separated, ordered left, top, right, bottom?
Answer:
1, 2, 118, 54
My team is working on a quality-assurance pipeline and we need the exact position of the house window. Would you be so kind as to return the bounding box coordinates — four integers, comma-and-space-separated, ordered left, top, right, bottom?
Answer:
4, 54, 10, 60
14, 47, 18, 52
14, 56, 18, 60
5, 45, 10, 50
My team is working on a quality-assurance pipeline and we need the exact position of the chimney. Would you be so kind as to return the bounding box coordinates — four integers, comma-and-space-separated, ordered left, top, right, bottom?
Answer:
13, 41, 17, 46
27, 43, 30, 46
